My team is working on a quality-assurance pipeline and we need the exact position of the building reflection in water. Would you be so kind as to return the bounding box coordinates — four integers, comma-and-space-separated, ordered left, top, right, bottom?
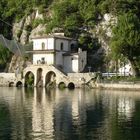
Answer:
32, 88, 55, 139
117, 96, 135, 119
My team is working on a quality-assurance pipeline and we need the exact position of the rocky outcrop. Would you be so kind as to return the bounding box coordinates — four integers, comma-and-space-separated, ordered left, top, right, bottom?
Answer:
86, 14, 117, 71
95, 14, 117, 53
8, 55, 25, 73
9, 10, 47, 73
13, 10, 46, 45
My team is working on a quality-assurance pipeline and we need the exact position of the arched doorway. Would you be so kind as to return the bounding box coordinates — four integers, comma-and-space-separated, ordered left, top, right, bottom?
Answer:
16, 81, 23, 87
9, 82, 14, 87
45, 71, 56, 88
36, 68, 43, 87
58, 82, 66, 89
68, 82, 75, 89
25, 71, 34, 87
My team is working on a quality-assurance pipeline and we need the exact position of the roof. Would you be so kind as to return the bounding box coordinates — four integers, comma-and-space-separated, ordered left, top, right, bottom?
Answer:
26, 49, 55, 54
31, 35, 76, 41
63, 52, 78, 56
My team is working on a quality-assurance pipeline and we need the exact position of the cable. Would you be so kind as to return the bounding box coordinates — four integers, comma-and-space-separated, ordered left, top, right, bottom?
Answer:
0, 18, 13, 27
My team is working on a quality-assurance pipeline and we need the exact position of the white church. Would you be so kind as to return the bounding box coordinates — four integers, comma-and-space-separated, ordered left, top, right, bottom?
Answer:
31, 33, 87, 73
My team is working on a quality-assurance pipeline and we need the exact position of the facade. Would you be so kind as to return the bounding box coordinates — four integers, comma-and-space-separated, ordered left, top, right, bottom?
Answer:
30, 34, 87, 73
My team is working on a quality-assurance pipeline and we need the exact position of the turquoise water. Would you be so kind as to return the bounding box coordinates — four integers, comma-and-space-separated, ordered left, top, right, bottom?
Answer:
0, 87, 140, 140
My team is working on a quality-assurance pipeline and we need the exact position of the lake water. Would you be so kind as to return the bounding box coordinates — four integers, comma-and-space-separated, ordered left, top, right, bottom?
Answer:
0, 87, 140, 140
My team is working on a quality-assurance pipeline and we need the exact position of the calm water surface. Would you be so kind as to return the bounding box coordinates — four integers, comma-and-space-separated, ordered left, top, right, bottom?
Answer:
0, 87, 140, 140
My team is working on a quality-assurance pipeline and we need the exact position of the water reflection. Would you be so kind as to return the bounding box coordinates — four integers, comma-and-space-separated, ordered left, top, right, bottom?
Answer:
0, 87, 140, 140
32, 88, 55, 139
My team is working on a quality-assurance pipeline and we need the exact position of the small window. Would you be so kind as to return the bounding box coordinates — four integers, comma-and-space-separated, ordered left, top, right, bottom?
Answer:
60, 42, 63, 50
42, 42, 45, 50
71, 44, 74, 51
41, 57, 45, 64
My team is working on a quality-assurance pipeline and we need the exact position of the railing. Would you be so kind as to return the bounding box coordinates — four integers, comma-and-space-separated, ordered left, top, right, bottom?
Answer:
102, 72, 130, 77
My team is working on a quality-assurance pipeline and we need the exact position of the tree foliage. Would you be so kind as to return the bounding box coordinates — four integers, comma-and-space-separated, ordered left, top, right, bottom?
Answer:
0, 0, 140, 74
110, 12, 140, 76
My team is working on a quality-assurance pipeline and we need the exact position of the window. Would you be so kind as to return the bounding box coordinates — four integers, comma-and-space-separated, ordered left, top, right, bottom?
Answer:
71, 44, 74, 51
41, 57, 45, 64
42, 42, 45, 50
71, 43, 77, 52
60, 42, 63, 50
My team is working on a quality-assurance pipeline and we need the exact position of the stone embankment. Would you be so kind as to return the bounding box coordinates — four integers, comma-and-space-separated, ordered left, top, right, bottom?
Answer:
0, 73, 16, 86
96, 82, 140, 91
1, 69, 140, 91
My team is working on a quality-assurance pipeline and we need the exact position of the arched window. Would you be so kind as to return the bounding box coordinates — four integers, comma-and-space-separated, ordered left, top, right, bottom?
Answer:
71, 43, 77, 52
71, 43, 74, 51
60, 42, 63, 50
42, 42, 45, 50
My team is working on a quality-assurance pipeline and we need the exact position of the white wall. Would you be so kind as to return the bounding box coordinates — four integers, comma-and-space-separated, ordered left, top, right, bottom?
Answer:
55, 39, 69, 51
33, 38, 47, 50
63, 56, 73, 73
63, 55, 79, 73
33, 38, 54, 50
47, 38, 54, 49
55, 52, 63, 66
33, 54, 54, 65
63, 51, 87, 73
72, 57, 79, 72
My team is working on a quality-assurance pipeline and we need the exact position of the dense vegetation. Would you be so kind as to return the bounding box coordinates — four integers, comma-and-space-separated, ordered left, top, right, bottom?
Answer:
0, 0, 140, 75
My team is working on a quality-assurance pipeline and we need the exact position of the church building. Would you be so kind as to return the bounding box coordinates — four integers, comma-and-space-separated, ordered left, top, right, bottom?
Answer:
31, 33, 87, 73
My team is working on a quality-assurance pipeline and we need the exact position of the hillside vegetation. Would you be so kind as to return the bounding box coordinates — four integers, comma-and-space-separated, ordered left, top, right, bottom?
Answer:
0, 0, 140, 76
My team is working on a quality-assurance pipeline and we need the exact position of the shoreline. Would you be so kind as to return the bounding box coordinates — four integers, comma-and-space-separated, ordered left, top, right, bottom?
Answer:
95, 82, 140, 91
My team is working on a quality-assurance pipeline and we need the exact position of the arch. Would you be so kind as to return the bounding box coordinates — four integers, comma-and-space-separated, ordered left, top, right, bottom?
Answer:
25, 71, 34, 87
68, 82, 75, 89
58, 82, 66, 89
16, 81, 23, 87
36, 68, 43, 87
45, 71, 56, 88
9, 82, 14, 87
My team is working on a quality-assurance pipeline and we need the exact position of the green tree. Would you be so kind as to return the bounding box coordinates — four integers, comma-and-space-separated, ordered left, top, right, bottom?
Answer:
110, 13, 140, 76
0, 44, 11, 70
79, 0, 99, 26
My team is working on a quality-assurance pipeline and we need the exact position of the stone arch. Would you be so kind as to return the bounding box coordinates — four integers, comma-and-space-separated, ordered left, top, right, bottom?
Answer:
9, 82, 14, 87
25, 71, 34, 87
16, 81, 23, 87
36, 68, 43, 87
68, 82, 75, 89
45, 71, 56, 88
58, 82, 66, 89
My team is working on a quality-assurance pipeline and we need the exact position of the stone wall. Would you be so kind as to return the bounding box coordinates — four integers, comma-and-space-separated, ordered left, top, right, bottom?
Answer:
0, 73, 16, 86
97, 82, 140, 90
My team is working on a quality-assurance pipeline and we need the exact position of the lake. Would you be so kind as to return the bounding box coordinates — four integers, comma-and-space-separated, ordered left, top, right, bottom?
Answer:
0, 87, 140, 140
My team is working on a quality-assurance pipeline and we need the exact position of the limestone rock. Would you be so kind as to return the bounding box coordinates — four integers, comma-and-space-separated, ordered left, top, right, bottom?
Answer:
12, 10, 47, 45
